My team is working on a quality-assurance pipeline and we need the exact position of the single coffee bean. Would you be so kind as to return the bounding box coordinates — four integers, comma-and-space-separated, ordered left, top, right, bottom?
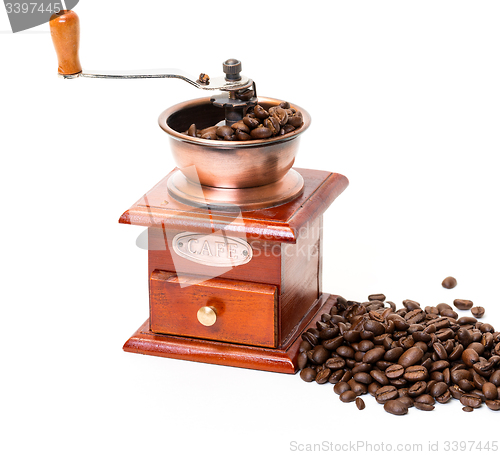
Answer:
384, 399, 408, 415
384, 347, 404, 362
442, 276, 457, 289
187, 123, 197, 137
397, 396, 414, 408
414, 402, 435, 411
460, 393, 482, 408
355, 397, 366, 410
454, 299, 473, 311
462, 348, 480, 367
368, 293, 386, 302
403, 299, 421, 311
370, 369, 389, 385
376, 385, 399, 403
385, 364, 405, 379
301, 331, 319, 346
353, 372, 373, 385
348, 379, 367, 396
404, 366, 429, 382
242, 116, 260, 129
430, 382, 448, 397
458, 316, 478, 325
328, 369, 344, 384
433, 342, 448, 360
368, 382, 381, 396
300, 367, 316, 382
339, 390, 357, 403
485, 400, 500, 411
297, 351, 308, 370
490, 370, 500, 386
436, 390, 452, 403
234, 130, 251, 141
414, 394, 435, 405
471, 307, 485, 318
408, 381, 427, 397
449, 385, 465, 399
253, 105, 269, 119
483, 382, 498, 400
336, 345, 355, 359
462, 406, 474, 412
333, 381, 350, 395
311, 345, 330, 364
250, 126, 272, 139
216, 125, 234, 138
358, 340, 375, 352
398, 347, 424, 368
315, 368, 331, 384
363, 347, 386, 364
325, 357, 346, 370
322, 335, 344, 351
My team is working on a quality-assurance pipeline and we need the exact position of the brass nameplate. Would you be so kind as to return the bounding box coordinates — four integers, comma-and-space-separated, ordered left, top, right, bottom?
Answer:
172, 232, 253, 267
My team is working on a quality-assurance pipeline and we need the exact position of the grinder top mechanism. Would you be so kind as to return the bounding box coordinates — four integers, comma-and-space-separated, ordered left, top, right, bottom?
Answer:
50, 10, 257, 125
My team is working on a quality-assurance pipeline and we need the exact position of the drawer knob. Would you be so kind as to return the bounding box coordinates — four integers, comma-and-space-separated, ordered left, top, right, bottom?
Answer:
197, 306, 217, 326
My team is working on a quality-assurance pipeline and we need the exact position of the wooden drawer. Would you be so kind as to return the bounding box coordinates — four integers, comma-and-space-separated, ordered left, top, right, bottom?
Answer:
150, 271, 278, 348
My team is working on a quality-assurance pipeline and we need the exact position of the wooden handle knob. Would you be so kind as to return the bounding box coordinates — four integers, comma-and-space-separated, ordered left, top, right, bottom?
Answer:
50, 10, 82, 75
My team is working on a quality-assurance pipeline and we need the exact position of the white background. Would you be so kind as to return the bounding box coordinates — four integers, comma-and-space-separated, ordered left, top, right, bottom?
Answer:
1, 1, 500, 454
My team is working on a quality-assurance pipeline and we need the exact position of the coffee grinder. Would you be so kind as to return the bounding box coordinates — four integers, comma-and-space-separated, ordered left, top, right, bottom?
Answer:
50, 10, 348, 373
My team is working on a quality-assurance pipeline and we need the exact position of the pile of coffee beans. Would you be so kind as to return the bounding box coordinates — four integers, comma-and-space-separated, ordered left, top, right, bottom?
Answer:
299, 293, 500, 415
181, 101, 304, 141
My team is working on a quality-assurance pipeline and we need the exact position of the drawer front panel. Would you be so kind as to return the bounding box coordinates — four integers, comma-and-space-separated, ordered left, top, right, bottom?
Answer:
150, 270, 278, 348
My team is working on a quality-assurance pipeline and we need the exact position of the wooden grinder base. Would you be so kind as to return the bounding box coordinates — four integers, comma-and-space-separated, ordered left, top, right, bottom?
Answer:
124, 294, 337, 374
119, 168, 348, 374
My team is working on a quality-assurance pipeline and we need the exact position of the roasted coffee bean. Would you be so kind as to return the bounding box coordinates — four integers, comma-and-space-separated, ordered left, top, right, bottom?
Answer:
436, 389, 452, 403
234, 130, 251, 140
463, 406, 474, 412
414, 402, 435, 411
433, 342, 448, 360
311, 345, 330, 364
250, 126, 272, 139
216, 125, 234, 138
328, 370, 344, 384
315, 368, 331, 384
454, 299, 474, 311
483, 382, 498, 400
341, 370, 352, 383
358, 340, 375, 352
288, 112, 303, 127
339, 390, 357, 403
404, 365, 429, 382
471, 307, 485, 318
458, 316, 478, 325
242, 116, 260, 129
429, 360, 449, 372
343, 330, 361, 343
462, 348, 480, 367
442, 276, 457, 289
384, 399, 408, 415
318, 327, 339, 340
230, 121, 250, 134
368, 382, 381, 396
490, 370, 500, 386
414, 394, 435, 405
368, 293, 386, 302
363, 347, 385, 364
430, 382, 448, 398
397, 396, 414, 408
384, 347, 404, 362
450, 385, 465, 399
486, 400, 500, 411
348, 379, 367, 396
408, 381, 427, 397
353, 372, 373, 385
263, 117, 280, 135
458, 379, 475, 392
253, 105, 269, 119
297, 351, 308, 370
370, 369, 389, 385
301, 331, 319, 346
336, 345, 355, 359
356, 397, 366, 410
364, 320, 385, 336
403, 299, 421, 311
460, 394, 482, 408
300, 367, 316, 382
333, 382, 350, 395
398, 347, 424, 368
325, 357, 346, 371
385, 364, 405, 379
322, 335, 344, 351
376, 386, 399, 403
271, 107, 288, 126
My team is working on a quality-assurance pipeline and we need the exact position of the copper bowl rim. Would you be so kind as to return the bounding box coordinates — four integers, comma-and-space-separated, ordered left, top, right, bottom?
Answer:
158, 96, 311, 148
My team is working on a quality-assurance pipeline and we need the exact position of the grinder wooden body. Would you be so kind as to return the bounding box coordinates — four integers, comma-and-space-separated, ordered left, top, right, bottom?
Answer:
120, 168, 348, 373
